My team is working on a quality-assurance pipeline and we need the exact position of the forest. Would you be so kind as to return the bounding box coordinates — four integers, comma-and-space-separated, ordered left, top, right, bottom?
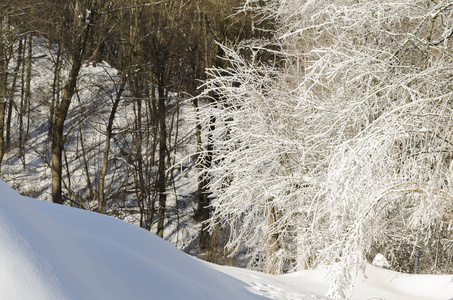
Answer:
0, 0, 251, 251
1, 0, 453, 298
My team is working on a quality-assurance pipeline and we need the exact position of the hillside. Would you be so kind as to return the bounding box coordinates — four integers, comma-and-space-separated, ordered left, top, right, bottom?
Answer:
2, 178, 453, 300
0, 36, 200, 250
0, 178, 262, 300
2, 1, 453, 298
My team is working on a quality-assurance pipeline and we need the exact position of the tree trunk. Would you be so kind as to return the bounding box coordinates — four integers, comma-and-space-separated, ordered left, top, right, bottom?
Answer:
135, 85, 146, 225
98, 77, 126, 213
76, 92, 94, 202
0, 19, 10, 170
6, 38, 22, 152
195, 3, 215, 250
266, 203, 281, 274
197, 115, 215, 249
49, 43, 62, 139
0, 98, 6, 172
19, 34, 32, 167
143, 82, 157, 230
51, 6, 92, 203
51, 79, 78, 204
156, 85, 167, 238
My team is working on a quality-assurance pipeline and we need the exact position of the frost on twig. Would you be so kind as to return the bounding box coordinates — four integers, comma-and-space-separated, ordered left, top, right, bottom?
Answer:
196, 0, 453, 299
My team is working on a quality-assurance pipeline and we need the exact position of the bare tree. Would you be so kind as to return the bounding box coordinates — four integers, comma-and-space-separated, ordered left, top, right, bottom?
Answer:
51, 0, 95, 204
0, 6, 15, 170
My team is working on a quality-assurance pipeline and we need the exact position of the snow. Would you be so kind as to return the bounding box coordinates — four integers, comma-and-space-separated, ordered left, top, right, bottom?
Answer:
0, 179, 263, 300
372, 253, 390, 269
1, 36, 202, 251
1, 178, 453, 300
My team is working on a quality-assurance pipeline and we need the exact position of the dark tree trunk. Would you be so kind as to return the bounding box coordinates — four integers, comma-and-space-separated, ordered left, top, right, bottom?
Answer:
198, 114, 215, 248
49, 43, 62, 139
6, 38, 22, 153
98, 77, 126, 213
156, 84, 167, 238
0, 19, 10, 171
19, 34, 32, 167
51, 5, 92, 204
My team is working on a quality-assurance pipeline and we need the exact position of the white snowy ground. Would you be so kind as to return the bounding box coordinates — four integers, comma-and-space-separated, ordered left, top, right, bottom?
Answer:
1, 179, 453, 300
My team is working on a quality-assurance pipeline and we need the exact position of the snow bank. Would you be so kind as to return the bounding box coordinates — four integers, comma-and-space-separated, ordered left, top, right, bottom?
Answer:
2, 178, 453, 300
0, 179, 264, 300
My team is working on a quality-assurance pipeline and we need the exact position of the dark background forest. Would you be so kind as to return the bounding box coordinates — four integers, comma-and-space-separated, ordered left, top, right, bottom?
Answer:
0, 0, 256, 262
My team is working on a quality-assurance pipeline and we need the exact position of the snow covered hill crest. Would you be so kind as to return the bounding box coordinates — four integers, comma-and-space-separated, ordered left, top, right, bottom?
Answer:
2, 178, 453, 300
0, 179, 264, 300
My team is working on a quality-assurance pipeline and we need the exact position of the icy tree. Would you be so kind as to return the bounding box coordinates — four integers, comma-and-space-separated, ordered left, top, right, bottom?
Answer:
198, 0, 453, 298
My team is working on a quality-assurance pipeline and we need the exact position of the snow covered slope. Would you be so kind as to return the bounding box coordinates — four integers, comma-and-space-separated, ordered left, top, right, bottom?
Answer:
0, 179, 264, 300
1, 178, 453, 300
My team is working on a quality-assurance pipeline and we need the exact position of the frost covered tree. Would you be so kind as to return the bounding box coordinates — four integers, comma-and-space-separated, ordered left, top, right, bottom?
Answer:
198, 0, 453, 298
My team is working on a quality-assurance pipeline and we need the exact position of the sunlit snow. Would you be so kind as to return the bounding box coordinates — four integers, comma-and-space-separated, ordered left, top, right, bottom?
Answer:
1, 179, 453, 300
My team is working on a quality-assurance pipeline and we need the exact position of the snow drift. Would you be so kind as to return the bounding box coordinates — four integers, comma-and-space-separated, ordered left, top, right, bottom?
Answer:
0, 179, 264, 300
2, 178, 453, 300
